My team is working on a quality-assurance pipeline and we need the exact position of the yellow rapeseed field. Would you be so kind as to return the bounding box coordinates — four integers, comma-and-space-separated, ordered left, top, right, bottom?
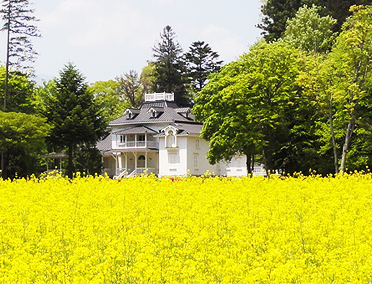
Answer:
0, 172, 372, 283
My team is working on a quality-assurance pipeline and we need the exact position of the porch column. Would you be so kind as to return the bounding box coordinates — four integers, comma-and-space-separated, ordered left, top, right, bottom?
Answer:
135, 134, 137, 148
145, 133, 147, 147
145, 151, 148, 169
124, 153, 128, 170
115, 152, 119, 176
118, 153, 123, 171
125, 135, 127, 148
134, 152, 138, 172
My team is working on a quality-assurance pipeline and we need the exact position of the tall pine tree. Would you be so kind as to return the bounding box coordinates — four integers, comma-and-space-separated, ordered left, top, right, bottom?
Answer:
152, 25, 190, 106
0, 0, 40, 110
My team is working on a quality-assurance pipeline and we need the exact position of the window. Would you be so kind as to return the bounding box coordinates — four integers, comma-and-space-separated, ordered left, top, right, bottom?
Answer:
119, 135, 125, 143
193, 153, 199, 170
167, 130, 176, 148
138, 135, 145, 141
168, 153, 177, 164
138, 155, 145, 168
151, 110, 157, 118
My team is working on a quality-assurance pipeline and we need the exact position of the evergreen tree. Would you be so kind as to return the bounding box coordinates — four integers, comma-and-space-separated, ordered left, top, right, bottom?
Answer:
42, 63, 107, 178
152, 25, 190, 106
0, 0, 40, 110
184, 41, 223, 93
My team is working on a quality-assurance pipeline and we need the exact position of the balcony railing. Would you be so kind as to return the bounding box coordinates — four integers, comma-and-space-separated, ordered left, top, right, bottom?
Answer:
116, 141, 158, 149
145, 92, 174, 102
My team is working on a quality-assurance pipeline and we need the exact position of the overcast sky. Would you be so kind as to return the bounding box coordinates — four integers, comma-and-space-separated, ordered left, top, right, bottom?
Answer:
1, 0, 263, 84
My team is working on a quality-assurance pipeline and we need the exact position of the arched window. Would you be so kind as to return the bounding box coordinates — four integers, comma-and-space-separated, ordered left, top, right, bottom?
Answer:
138, 155, 145, 168
167, 130, 175, 148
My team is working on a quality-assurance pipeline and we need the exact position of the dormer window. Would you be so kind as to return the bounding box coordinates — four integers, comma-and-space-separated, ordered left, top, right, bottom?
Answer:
175, 108, 191, 118
147, 107, 163, 119
123, 108, 140, 120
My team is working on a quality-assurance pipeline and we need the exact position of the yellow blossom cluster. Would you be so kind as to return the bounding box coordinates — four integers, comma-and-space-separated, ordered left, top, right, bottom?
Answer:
0, 172, 372, 283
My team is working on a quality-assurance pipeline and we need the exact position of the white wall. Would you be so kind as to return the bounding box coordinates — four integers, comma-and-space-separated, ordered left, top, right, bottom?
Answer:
186, 137, 219, 176
159, 136, 188, 176
223, 155, 248, 176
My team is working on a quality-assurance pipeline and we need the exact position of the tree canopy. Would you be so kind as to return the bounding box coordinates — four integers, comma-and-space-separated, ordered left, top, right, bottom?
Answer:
41, 63, 107, 178
258, 0, 372, 42
193, 41, 316, 174
0, 111, 50, 179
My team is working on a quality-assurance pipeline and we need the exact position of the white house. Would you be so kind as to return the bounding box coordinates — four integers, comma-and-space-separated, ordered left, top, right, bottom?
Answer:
97, 93, 250, 178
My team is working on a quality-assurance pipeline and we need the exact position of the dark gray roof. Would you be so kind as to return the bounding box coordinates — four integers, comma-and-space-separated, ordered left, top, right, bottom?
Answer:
97, 133, 112, 153
113, 125, 158, 135
110, 100, 194, 126
157, 123, 202, 136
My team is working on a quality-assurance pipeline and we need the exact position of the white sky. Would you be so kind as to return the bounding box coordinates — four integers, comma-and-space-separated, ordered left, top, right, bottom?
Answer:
1, 0, 263, 84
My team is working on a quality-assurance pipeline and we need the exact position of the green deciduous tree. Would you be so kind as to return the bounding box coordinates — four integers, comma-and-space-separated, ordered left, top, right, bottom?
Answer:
0, 65, 35, 113
282, 5, 337, 53
0, 111, 50, 179
0, 0, 40, 110
117, 70, 144, 108
328, 5, 372, 172
194, 41, 316, 175
88, 79, 128, 121
42, 63, 107, 178
258, 0, 370, 42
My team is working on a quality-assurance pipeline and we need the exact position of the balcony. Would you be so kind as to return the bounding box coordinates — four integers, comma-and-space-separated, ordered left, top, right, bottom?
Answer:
115, 140, 158, 150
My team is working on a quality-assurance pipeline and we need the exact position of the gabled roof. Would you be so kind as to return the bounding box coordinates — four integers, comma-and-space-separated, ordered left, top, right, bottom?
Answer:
157, 123, 202, 137
109, 100, 195, 126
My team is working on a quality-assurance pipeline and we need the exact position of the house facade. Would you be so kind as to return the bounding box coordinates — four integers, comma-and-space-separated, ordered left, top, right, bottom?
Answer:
97, 93, 249, 178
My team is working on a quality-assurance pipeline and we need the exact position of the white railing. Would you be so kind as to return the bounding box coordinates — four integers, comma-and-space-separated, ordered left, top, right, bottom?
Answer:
145, 92, 174, 102
123, 168, 159, 178
116, 141, 158, 149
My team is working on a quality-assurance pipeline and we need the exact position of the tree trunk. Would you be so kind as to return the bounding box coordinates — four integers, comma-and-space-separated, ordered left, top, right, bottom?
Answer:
328, 108, 338, 174
0, 152, 4, 178
3, 5, 11, 110
1, 152, 7, 179
339, 117, 355, 173
263, 147, 274, 177
67, 145, 74, 179
246, 153, 252, 177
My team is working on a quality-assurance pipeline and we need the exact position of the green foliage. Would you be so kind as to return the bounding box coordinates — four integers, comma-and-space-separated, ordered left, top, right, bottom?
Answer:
152, 25, 190, 106
88, 79, 128, 121
0, 66, 36, 113
258, 0, 371, 42
282, 5, 337, 53
0, 111, 50, 178
116, 70, 144, 108
184, 41, 223, 93
329, 5, 372, 172
140, 62, 157, 94
194, 41, 318, 174
42, 63, 107, 178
